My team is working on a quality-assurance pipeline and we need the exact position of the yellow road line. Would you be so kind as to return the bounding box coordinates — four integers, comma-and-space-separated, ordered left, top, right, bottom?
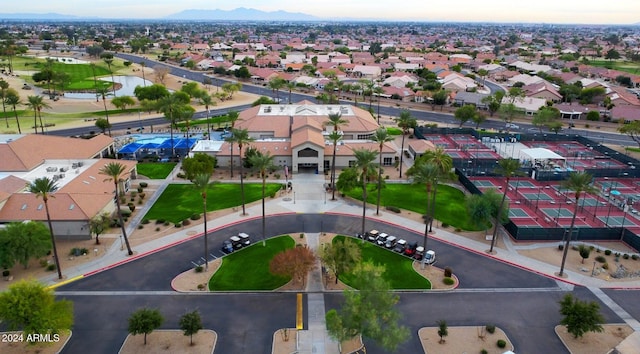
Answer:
46, 275, 84, 290
296, 293, 303, 330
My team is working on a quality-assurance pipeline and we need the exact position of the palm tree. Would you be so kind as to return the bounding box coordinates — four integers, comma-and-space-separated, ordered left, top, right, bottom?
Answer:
176, 104, 196, 158
268, 77, 285, 103
26, 95, 50, 134
371, 127, 394, 215
27, 177, 63, 280
95, 87, 112, 136
198, 94, 215, 140
103, 56, 117, 97
99, 162, 134, 256
558, 172, 597, 277
192, 173, 211, 270
231, 128, 255, 215
286, 81, 296, 104
249, 152, 275, 246
373, 86, 384, 124
422, 147, 454, 232
353, 148, 378, 236
395, 109, 417, 178
0, 79, 9, 128
225, 111, 240, 178
489, 158, 522, 253
139, 61, 147, 86
157, 93, 189, 157
327, 131, 342, 201
407, 162, 440, 252
5, 88, 22, 134
324, 113, 348, 200
90, 63, 100, 102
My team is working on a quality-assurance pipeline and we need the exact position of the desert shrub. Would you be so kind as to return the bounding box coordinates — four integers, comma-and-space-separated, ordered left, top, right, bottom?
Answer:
190, 213, 201, 220
2, 270, 9, 277
615, 252, 621, 257
605, 249, 612, 255
632, 255, 639, 261
481, 350, 488, 354
139, 192, 146, 199
596, 248, 601, 253
177, 172, 186, 179
120, 209, 132, 217
164, 221, 170, 226
137, 187, 143, 193
485, 324, 496, 334
603, 262, 609, 270
197, 283, 206, 290
155, 227, 161, 232
175, 222, 182, 228
139, 182, 148, 188
385, 205, 401, 213
623, 254, 630, 260
589, 245, 595, 250
128, 204, 136, 212
138, 225, 144, 229
274, 173, 281, 179
455, 227, 462, 232
39, 259, 48, 267
142, 219, 150, 224
497, 339, 506, 348
138, 199, 143, 205
595, 255, 606, 263
130, 191, 137, 198
156, 219, 165, 224
46, 264, 56, 271
444, 267, 452, 277
195, 266, 204, 273
182, 219, 191, 226
441, 223, 449, 228
443, 277, 455, 285
558, 244, 564, 251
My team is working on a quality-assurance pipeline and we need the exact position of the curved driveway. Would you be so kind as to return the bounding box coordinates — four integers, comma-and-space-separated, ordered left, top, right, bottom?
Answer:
53, 213, 638, 354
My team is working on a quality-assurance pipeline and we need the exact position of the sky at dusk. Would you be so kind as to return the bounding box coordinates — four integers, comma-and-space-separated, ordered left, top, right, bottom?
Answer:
2, 0, 639, 24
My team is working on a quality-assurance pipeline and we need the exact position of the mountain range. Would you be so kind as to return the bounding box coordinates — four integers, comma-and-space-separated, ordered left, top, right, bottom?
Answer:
0, 8, 319, 21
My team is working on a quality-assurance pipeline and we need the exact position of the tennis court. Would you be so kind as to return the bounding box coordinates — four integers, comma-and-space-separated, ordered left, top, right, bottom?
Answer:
510, 180, 536, 188
578, 198, 601, 207
509, 208, 530, 218
522, 192, 553, 201
447, 151, 466, 158
598, 216, 638, 227
470, 151, 500, 158
541, 208, 574, 218
473, 180, 497, 187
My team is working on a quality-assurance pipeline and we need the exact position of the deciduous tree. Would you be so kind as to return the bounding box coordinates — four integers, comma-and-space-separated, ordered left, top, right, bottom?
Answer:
319, 238, 361, 284
179, 310, 203, 346
182, 153, 216, 181
559, 294, 604, 338
0, 221, 51, 269
0, 279, 73, 337
270, 245, 317, 286
128, 308, 164, 345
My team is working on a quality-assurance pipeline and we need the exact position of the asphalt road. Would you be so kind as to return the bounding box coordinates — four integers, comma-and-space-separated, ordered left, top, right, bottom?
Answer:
52, 213, 631, 354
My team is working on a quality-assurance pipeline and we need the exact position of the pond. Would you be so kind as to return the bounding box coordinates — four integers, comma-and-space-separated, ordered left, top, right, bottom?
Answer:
36, 56, 90, 64
64, 76, 153, 99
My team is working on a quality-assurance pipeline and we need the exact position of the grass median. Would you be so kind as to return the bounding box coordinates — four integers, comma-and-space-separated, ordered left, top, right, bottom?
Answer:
209, 235, 294, 290
334, 235, 431, 290
136, 162, 176, 179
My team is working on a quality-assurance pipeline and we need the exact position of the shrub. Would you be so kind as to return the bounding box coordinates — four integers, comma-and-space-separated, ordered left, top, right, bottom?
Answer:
155, 227, 161, 232
455, 228, 462, 232
589, 245, 595, 250
177, 172, 186, 179
190, 213, 201, 220
596, 248, 601, 253
156, 219, 165, 224
444, 267, 452, 277
2, 270, 10, 277
194, 266, 204, 273
139, 192, 146, 199
130, 191, 137, 198
615, 252, 621, 257
443, 277, 455, 285
182, 219, 191, 226
497, 339, 506, 348
385, 205, 401, 213
623, 254, 630, 260
632, 255, 639, 261
175, 222, 182, 228
481, 350, 488, 354
300, 233, 304, 239
595, 255, 606, 263
274, 173, 281, 179
142, 219, 150, 224
128, 204, 136, 212
603, 262, 609, 270
138, 225, 144, 229
138, 199, 143, 205
486, 324, 496, 334
197, 283, 206, 290
605, 249, 612, 255
139, 182, 148, 188
441, 223, 449, 228
120, 209, 132, 217
137, 187, 143, 193
558, 244, 564, 251
39, 259, 48, 267
164, 221, 170, 226
46, 264, 56, 271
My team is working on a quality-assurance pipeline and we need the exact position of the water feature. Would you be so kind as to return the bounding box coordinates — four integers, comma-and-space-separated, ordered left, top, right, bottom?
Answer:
64, 76, 153, 99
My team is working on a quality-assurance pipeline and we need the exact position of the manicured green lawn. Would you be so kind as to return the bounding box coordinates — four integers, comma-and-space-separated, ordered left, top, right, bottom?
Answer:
344, 183, 481, 231
385, 127, 403, 135
144, 182, 282, 223
136, 163, 176, 179
209, 235, 294, 290
334, 236, 431, 290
